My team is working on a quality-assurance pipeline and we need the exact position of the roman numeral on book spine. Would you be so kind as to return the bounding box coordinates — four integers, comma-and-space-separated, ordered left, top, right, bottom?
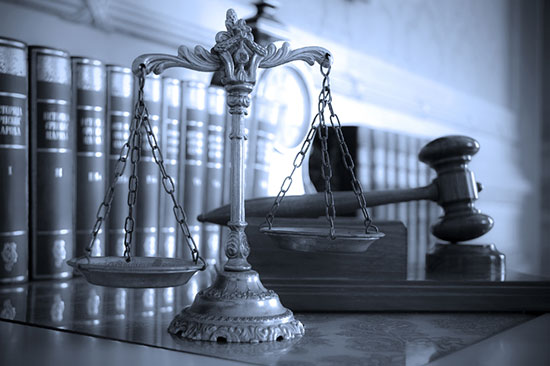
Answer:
29, 46, 74, 279
0, 37, 28, 283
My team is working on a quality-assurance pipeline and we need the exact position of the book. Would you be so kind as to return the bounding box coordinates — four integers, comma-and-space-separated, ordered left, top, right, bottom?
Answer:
385, 131, 397, 220
396, 133, 409, 238
72, 57, 107, 257
134, 74, 161, 257
202, 86, 226, 270
250, 95, 278, 198
356, 127, 373, 193
417, 138, 430, 272
106, 65, 134, 256
370, 129, 387, 220
0, 37, 28, 283
407, 135, 420, 274
179, 81, 208, 260
158, 77, 181, 258
29, 46, 74, 279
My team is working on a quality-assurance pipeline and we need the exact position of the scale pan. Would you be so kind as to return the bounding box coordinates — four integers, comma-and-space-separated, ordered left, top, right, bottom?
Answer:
67, 256, 203, 288
260, 224, 385, 253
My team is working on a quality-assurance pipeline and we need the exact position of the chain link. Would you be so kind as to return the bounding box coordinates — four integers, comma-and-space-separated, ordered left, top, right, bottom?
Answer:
265, 54, 377, 237
85, 64, 204, 266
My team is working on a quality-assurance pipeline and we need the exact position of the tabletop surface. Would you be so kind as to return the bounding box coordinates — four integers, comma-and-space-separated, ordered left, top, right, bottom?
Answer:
0, 276, 544, 365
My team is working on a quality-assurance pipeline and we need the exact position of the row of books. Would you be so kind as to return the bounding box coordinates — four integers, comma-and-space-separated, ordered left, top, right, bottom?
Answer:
356, 127, 440, 275
0, 36, 229, 283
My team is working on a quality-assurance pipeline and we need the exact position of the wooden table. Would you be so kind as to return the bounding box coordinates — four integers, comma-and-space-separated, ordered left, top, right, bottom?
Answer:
1, 276, 549, 365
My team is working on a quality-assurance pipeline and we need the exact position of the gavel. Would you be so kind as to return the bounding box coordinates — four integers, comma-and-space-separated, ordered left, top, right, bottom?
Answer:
199, 135, 493, 243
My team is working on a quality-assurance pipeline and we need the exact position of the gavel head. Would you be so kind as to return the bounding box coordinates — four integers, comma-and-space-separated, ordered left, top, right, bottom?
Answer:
418, 135, 493, 243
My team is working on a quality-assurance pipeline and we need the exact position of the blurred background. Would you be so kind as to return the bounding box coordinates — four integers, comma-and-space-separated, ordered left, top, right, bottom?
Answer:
0, 0, 547, 276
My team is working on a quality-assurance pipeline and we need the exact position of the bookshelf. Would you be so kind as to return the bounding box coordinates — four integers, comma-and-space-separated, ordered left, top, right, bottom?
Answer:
0, 0, 544, 276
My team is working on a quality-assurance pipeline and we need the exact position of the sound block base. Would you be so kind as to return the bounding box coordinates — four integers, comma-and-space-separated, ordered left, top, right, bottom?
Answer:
426, 243, 506, 281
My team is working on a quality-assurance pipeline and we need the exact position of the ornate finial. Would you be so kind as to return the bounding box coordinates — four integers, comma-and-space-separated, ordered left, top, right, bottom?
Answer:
132, 8, 331, 84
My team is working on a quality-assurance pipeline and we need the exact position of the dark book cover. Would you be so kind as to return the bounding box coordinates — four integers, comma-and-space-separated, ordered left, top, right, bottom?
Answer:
202, 86, 225, 269
385, 131, 398, 219
179, 81, 208, 260
29, 46, 74, 279
158, 77, 181, 258
0, 38, 28, 283
72, 57, 106, 257
134, 74, 161, 257
106, 65, 133, 256
371, 129, 388, 220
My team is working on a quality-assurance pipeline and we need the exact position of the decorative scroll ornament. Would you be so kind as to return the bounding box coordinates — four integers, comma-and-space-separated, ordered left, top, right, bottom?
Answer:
52, 239, 66, 268
1, 242, 17, 271
132, 9, 331, 85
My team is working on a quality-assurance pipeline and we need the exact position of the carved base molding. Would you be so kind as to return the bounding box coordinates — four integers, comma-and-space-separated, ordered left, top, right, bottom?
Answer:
168, 270, 305, 343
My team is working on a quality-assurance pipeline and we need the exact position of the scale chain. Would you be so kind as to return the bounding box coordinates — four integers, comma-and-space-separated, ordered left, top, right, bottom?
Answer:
85, 65, 203, 266
84, 80, 142, 259
140, 103, 202, 265
265, 54, 377, 237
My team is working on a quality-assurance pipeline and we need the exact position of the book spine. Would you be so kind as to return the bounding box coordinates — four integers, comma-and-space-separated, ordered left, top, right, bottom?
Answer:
385, 132, 397, 219
371, 129, 387, 220
135, 74, 161, 257
159, 77, 181, 258
407, 135, 419, 275
244, 100, 256, 198
73, 57, 106, 257
417, 138, 430, 272
221, 110, 232, 205
356, 126, 373, 220
29, 46, 74, 279
203, 86, 226, 269
251, 96, 278, 197
396, 133, 408, 227
180, 81, 207, 260
0, 38, 28, 283
106, 65, 134, 256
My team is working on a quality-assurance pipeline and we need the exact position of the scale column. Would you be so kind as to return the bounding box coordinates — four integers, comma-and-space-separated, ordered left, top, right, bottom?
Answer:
224, 82, 253, 271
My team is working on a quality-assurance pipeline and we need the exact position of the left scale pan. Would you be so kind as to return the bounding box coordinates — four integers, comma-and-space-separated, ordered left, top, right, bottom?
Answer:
68, 256, 204, 288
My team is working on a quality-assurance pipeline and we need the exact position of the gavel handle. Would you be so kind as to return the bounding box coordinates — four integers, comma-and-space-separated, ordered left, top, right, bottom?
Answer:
199, 183, 439, 225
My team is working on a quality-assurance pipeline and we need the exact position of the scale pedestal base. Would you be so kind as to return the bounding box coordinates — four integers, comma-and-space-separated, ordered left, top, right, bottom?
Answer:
168, 270, 304, 343
426, 243, 506, 281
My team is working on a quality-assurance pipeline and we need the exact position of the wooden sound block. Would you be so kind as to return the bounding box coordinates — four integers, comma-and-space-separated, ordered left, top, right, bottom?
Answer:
246, 217, 408, 282
426, 242, 506, 281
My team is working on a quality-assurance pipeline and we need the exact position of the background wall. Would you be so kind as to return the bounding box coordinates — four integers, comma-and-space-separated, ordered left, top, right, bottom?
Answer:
0, 0, 546, 275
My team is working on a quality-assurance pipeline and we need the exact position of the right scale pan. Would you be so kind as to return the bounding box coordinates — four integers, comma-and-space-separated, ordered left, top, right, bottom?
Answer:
261, 219, 384, 253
